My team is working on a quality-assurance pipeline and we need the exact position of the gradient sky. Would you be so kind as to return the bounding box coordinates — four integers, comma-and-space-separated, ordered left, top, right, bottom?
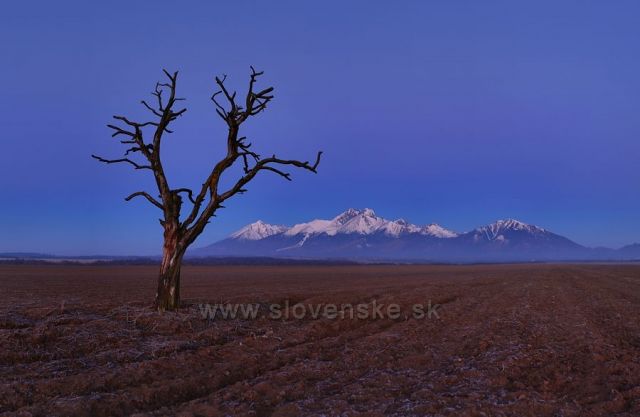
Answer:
1, 1, 639, 255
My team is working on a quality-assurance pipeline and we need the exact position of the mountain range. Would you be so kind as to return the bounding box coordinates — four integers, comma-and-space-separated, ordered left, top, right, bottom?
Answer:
191, 208, 640, 262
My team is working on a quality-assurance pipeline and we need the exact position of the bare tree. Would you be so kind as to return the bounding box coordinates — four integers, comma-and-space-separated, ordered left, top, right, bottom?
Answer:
93, 68, 321, 311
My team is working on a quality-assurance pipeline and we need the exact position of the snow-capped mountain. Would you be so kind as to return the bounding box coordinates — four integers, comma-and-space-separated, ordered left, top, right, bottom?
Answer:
454, 217, 586, 260
229, 220, 288, 240
190, 209, 633, 262
473, 219, 546, 241
422, 223, 459, 238
280, 208, 457, 238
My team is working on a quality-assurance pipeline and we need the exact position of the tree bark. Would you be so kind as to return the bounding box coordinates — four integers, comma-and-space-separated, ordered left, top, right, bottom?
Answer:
155, 220, 184, 311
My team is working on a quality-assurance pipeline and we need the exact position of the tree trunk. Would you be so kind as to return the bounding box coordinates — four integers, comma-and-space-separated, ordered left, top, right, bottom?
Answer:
155, 221, 184, 311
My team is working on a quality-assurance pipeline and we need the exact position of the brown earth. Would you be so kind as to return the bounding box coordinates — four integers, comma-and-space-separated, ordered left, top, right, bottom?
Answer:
1, 264, 639, 416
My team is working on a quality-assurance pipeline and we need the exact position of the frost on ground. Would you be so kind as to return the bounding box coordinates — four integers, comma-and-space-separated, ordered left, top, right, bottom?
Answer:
1, 264, 639, 416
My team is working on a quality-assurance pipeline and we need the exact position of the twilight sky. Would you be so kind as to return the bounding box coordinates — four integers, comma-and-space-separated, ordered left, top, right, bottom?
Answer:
1, 1, 639, 255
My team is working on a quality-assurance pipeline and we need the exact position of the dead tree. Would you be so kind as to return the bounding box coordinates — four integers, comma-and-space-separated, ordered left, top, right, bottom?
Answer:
93, 68, 321, 311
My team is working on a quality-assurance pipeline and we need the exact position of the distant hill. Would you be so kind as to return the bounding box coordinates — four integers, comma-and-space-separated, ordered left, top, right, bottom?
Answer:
617, 243, 640, 259
0, 252, 55, 259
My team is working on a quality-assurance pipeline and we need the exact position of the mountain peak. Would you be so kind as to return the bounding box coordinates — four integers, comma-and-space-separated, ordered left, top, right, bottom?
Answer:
497, 218, 526, 226
335, 208, 385, 235
473, 218, 547, 241
333, 208, 360, 224
490, 219, 544, 231
334, 208, 376, 221
362, 208, 376, 217
230, 221, 288, 240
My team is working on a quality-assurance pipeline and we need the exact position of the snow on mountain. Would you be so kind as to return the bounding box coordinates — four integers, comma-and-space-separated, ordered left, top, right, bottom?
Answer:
334, 208, 387, 235
285, 219, 332, 236
473, 219, 546, 241
228, 212, 552, 244
381, 219, 421, 237
196, 211, 599, 261
332, 208, 365, 226
230, 209, 458, 240
288, 208, 387, 236
229, 220, 289, 240
422, 223, 458, 238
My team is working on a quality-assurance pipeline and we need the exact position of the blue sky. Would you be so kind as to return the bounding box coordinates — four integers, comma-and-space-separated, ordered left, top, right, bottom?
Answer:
1, 1, 639, 255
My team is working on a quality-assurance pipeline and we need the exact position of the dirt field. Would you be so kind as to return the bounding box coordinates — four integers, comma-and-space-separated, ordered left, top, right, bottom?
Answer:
1, 264, 639, 416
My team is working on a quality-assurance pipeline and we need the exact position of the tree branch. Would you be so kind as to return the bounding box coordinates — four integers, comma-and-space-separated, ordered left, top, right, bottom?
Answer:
141, 100, 163, 117
218, 151, 322, 202
91, 154, 152, 170
125, 191, 164, 210
173, 188, 196, 204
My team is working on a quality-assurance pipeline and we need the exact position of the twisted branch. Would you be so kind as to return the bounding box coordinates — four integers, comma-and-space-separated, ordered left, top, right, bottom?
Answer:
173, 188, 196, 204
91, 155, 152, 170
219, 152, 322, 201
125, 191, 164, 210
